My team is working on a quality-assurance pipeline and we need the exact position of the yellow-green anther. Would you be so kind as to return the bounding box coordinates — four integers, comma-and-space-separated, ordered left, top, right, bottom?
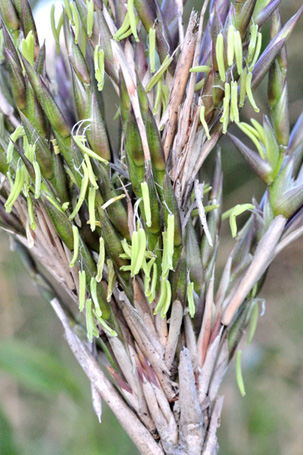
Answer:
23, 171, 30, 198
127, 0, 139, 42
222, 203, 255, 238
143, 257, 155, 295
238, 122, 265, 159
69, 225, 80, 267
50, 5, 58, 51
222, 203, 255, 221
44, 194, 65, 213
161, 279, 172, 318
50, 6, 63, 55
236, 350, 246, 397
194, 78, 205, 92
239, 67, 247, 107
187, 281, 195, 317
101, 194, 126, 210
148, 262, 157, 303
130, 230, 139, 276
22, 171, 29, 197
216, 33, 226, 81
5, 166, 26, 213
203, 184, 212, 195
190, 65, 211, 73
221, 82, 231, 119
191, 204, 220, 218
144, 251, 156, 259
93, 45, 105, 91
62, 202, 69, 211
88, 186, 96, 232
65, 168, 78, 186
250, 118, 266, 144
69, 162, 89, 220
28, 144, 37, 161
106, 259, 116, 302
220, 82, 230, 134
96, 236, 105, 282
229, 214, 238, 238
161, 85, 169, 111
51, 138, 60, 155
98, 49, 105, 91
141, 182, 152, 227
247, 24, 258, 64
6, 144, 15, 165
7, 126, 25, 163
144, 266, 151, 296
27, 196, 36, 230
6, 171, 13, 189
246, 72, 259, 112
230, 81, 239, 123
33, 161, 41, 199
154, 276, 167, 314
57, 12, 64, 45
86, 299, 99, 342
120, 265, 132, 272
134, 228, 146, 276
93, 312, 117, 336
161, 231, 169, 277
227, 25, 235, 67
70, 2, 80, 44
167, 214, 174, 259
64, 0, 73, 23
6, 170, 15, 194
23, 136, 30, 158
90, 277, 102, 317
73, 136, 109, 164
248, 32, 262, 71
121, 238, 132, 259
84, 154, 98, 188
116, 22, 140, 40
167, 237, 174, 273
78, 270, 86, 311
23, 137, 36, 162
199, 106, 211, 140
153, 79, 162, 114
21, 31, 35, 66
162, 223, 174, 277
145, 55, 173, 92
240, 122, 262, 141
149, 27, 156, 73
114, 12, 130, 41
234, 30, 243, 75
118, 13, 131, 35
247, 301, 259, 344
86, 0, 94, 38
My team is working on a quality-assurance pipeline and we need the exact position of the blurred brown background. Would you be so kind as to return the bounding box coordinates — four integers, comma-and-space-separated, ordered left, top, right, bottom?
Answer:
0, 1, 302, 454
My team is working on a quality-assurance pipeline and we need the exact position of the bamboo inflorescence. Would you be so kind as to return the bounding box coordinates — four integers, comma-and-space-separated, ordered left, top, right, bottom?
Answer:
0, 0, 302, 454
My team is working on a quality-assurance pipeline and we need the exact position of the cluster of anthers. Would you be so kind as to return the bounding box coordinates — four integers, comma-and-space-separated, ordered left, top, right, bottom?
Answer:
198, 22, 262, 138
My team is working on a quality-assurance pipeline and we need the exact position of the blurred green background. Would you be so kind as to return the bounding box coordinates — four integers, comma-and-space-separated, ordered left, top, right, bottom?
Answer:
0, 1, 302, 454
